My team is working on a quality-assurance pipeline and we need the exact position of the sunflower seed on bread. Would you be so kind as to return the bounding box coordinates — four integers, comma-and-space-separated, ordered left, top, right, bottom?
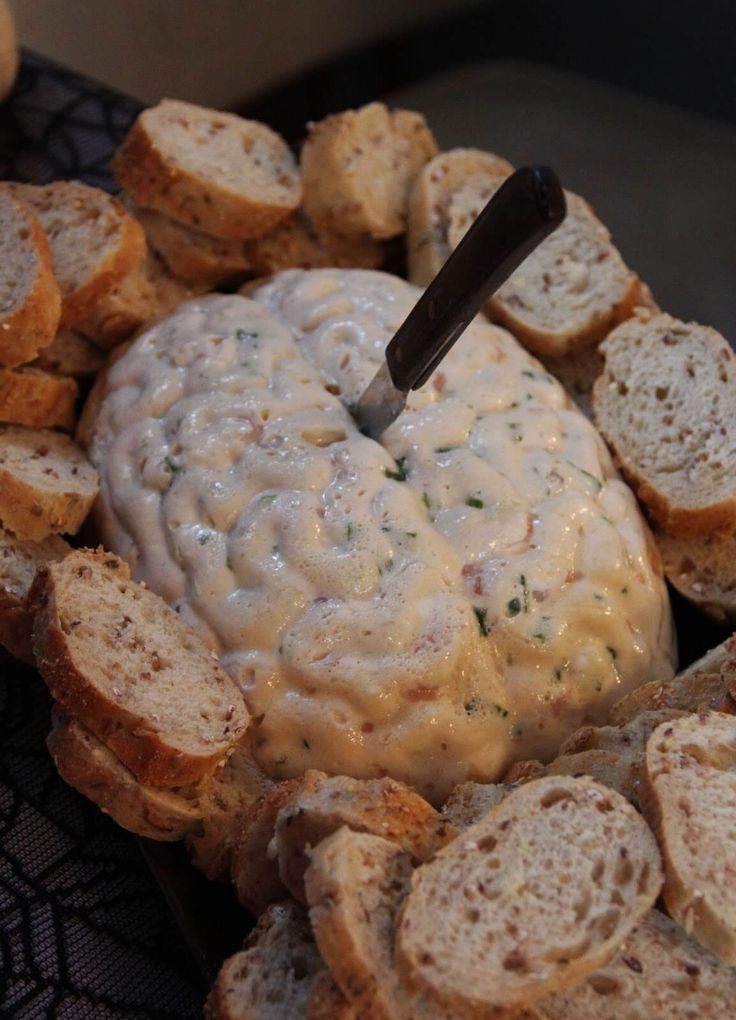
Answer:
0, 186, 61, 366
0, 526, 70, 662
0, 426, 98, 541
205, 900, 322, 1020
31, 548, 249, 787
8, 180, 146, 328
594, 313, 736, 537
114, 99, 301, 241
642, 712, 736, 963
396, 775, 663, 1019
48, 708, 203, 840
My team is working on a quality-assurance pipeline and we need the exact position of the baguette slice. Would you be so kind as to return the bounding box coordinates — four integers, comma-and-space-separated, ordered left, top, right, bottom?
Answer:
245, 216, 334, 275
205, 900, 322, 1020
0, 425, 98, 541
407, 148, 513, 286
306, 971, 356, 1020
9, 181, 146, 327
642, 712, 736, 963
533, 909, 736, 1020
594, 313, 736, 537
396, 775, 663, 1019
0, 366, 78, 431
32, 330, 106, 381
48, 709, 203, 840
76, 248, 194, 349
0, 186, 61, 366
0, 526, 70, 662
609, 634, 736, 725
658, 528, 736, 623
441, 780, 509, 830
302, 102, 437, 241
186, 743, 275, 880
114, 100, 301, 241
31, 549, 248, 787
275, 771, 457, 903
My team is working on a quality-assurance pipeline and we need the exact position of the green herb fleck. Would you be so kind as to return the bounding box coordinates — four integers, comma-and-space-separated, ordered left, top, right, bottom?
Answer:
607, 645, 618, 661
385, 457, 408, 482
520, 574, 529, 612
164, 456, 182, 474
566, 460, 602, 492
466, 496, 484, 509
384, 558, 394, 573
522, 369, 536, 379
512, 724, 524, 738
405, 531, 417, 538
236, 328, 259, 342
435, 446, 454, 454
494, 703, 509, 718
198, 531, 212, 546
508, 422, 523, 442
553, 668, 562, 682
346, 522, 355, 541
422, 491, 432, 510
381, 525, 391, 533
464, 697, 480, 715
302, 738, 311, 751
258, 493, 277, 508
621, 586, 629, 595
532, 631, 547, 642
507, 597, 521, 617
474, 606, 489, 637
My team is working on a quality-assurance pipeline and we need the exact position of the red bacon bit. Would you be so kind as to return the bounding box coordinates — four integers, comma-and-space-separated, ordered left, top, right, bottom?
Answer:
404, 687, 439, 702
433, 371, 446, 394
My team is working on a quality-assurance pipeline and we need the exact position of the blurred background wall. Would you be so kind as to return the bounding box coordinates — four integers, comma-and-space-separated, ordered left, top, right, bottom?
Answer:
11, 0, 476, 107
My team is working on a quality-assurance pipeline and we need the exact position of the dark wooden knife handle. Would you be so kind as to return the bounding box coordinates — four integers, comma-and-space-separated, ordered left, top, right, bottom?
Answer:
386, 165, 566, 392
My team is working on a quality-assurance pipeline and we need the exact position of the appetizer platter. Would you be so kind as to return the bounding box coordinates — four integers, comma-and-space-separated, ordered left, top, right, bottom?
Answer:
2, 83, 736, 1020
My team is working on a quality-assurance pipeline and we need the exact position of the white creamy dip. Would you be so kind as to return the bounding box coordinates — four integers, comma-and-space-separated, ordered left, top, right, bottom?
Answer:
86, 273, 675, 801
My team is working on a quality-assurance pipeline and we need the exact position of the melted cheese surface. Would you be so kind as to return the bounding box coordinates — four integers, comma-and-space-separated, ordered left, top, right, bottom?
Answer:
86, 273, 675, 801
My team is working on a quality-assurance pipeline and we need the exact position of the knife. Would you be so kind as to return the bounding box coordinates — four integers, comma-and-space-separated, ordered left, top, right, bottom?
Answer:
353, 165, 566, 438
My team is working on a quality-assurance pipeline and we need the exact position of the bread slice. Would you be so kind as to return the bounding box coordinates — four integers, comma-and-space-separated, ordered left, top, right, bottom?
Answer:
0, 366, 78, 431
306, 971, 357, 1020
301, 102, 437, 241
48, 709, 203, 841
0, 425, 98, 541
396, 775, 663, 1018
658, 528, 736, 623
609, 634, 736, 725
205, 900, 322, 1020
594, 313, 736, 537
113, 99, 301, 241
186, 743, 275, 880
231, 777, 312, 916
406, 148, 513, 286
0, 186, 61, 366
8, 181, 146, 327
0, 526, 69, 662
245, 216, 334, 275
33, 330, 106, 381
642, 712, 736, 963
31, 548, 248, 787
532, 908, 736, 1019
133, 204, 253, 286
441, 780, 509, 830
274, 771, 457, 903
75, 247, 194, 349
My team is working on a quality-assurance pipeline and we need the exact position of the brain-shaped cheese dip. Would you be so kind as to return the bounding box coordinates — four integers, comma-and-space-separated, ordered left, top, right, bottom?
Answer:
85, 271, 675, 801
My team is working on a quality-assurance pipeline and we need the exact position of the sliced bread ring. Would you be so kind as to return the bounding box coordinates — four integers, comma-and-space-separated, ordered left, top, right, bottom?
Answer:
0, 526, 70, 662
0, 366, 78, 431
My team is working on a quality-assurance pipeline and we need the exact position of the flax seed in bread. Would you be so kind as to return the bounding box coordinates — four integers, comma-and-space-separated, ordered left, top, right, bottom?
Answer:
406, 148, 513, 286
0, 366, 78, 431
642, 712, 736, 963
275, 772, 457, 903
594, 313, 736, 537
0, 187, 61, 367
32, 330, 106, 381
114, 100, 301, 241
205, 900, 322, 1020
0, 526, 70, 662
396, 775, 663, 1018
0, 426, 98, 541
301, 102, 437, 242
31, 549, 249, 787
9, 181, 146, 328
48, 709, 203, 840
658, 528, 736, 623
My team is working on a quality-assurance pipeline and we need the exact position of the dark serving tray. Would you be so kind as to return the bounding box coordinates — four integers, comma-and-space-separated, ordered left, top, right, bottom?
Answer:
2, 12, 735, 1015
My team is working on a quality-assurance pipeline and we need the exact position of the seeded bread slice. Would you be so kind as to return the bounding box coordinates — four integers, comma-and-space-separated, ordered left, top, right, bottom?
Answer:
642, 712, 736, 963
396, 775, 663, 1018
406, 148, 513, 286
306, 971, 356, 1020
133, 204, 253, 286
205, 900, 322, 1020
275, 771, 457, 903
76, 248, 194, 349
0, 526, 69, 662
0, 187, 61, 366
441, 780, 509, 830
32, 329, 106, 381
609, 634, 736, 725
31, 548, 248, 787
594, 313, 736, 537
302, 102, 437, 242
48, 709, 203, 840
0, 426, 98, 541
658, 529, 736, 623
186, 743, 275, 881
245, 216, 335, 275
533, 908, 736, 1020
114, 100, 301, 241
0, 366, 78, 431
9, 181, 146, 328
